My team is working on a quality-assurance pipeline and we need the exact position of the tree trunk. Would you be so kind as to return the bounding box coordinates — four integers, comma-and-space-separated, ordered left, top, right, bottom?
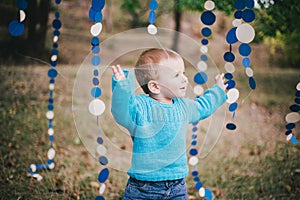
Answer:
172, 0, 182, 51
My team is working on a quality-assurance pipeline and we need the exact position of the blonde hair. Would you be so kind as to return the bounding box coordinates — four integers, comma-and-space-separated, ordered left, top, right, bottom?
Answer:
134, 48, 182, 94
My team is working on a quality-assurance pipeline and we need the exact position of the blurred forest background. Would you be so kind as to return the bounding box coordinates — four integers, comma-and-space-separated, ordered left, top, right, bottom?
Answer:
0, 0, 299, 199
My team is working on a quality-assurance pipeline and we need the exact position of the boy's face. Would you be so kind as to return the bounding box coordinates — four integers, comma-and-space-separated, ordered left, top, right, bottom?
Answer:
156, 57, 188, 98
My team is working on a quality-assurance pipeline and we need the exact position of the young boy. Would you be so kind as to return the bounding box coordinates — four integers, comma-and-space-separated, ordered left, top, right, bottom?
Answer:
111, 48, 227, 199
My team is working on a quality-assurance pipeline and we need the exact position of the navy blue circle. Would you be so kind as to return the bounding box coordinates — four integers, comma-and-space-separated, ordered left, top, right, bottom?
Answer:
91, 37, 100, 46
195, 182, 203, 190
234, 0, 246, 10
98, 168, 109, 183
93, 77, 99, 85
94, 70, 99, 76
234, 10, 243, 19
285, 129, 292, 135
192, 171, 198, 176
50, 79, 55, 84
53, 43, 58, 48
54, 30, 60, 36
191, 141, 197, 146
224, 52, 235, 62
148, 10, 156, 24
49, 98, 54, 104
239, 43, 252, 56
192, 121, 199, 126
290, 104, 300, 112
49, 135, 54, 142
48, 104, 54, 110
201, 39, 209, 45
92, 46, 100, 54
296, 91, 300, 97
226, 80, 236, 90
295, 98, 300, 104
192, 134, 197, 139
149, 0, 158, 10
201, 11, 216, 26
52, 19, 62, 30
242, 9, 256, 23
226, 28, 238, 44
91, 87, 102, 98
95, 196, 105, 200
201, 54, 208, 61
50, 61, 57, 67
48, 69, 58, 78
286, 123, 295, 130
17, 0, 28, 9
249, 77, 256, 90
99, 156, 108, 165
194, 72, 208, 84
92, 0, 105, 11
226, 123, 237, 130
52, 49, 58, 55
193, 177, 200, 182
229, 102, 238, 112
189, 149, 198, 156
192, 127, 198, 132
97, 137, 103, 144
55, 12, 60, 19
225, 73, 233, 80
8, 20, 25, 36
245, 0, 255, 9
201, 27, 212, 37
55, 0, 61, 4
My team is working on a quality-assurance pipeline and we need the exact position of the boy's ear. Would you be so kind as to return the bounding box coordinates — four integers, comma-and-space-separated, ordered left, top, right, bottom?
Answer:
148, 80, 160, 94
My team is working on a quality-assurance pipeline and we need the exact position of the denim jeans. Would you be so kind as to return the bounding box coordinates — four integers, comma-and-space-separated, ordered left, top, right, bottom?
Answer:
122, 177, 188, 200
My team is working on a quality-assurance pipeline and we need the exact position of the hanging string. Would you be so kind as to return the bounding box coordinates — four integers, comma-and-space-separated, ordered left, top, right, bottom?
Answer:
28, 0, 62, 181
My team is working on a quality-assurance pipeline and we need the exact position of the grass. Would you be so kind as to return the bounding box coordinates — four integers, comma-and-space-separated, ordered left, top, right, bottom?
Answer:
0, 65, 299, 200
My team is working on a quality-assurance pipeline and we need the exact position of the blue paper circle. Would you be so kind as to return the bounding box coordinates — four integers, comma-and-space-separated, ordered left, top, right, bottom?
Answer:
226, 123, 236, 130
54, 30, 60, 36
226, 80, 236, 90
192, 127, 198, 132
295, 98, 300, 104
242, 9, 256, 23
98, 168, 109, 183
52, 19, 62, 30
193, 177, 200, 182
8, 20, 25, 36
249, 77, 256, 90
286, 123, 295, 130
93, 77, 99, 85
52, 49, 58, 55
92, 55, 101, 66
229, 102, 238, 112
285, 129, 292, 135
205, 188, 213, 200
195, 182, 203, 190
290, 104, 300, 112
189, 149, 198, 156
148, 10, 156, 24
49, 98, 54, 104
50, 79, 55, 84
149, 0, 158, 10
95, 12, 103, 22
92, 0, 105, 11
192, 134, 197, 139
234, 10, 243, 19
234, 0, 246, 10
89, 8, 97, 22
201, 39, 209, 45
53, 43, 58, 49
191, 141, 197, 146
201, 11, 216, 26
239, 43, 252, 56
226, 28, 238, 44
55, 0, 61, 4
48, 104, 54, 110
99, 156, 108, 165
91, 37, 100, 46
55, 12, 60, 19
48, 69, 58, 78
201, 27, 212, 37
50, 61, 57, 67
94, 69, 99, 76
224, 52, 235, 62
49, 135, 54, 142
295, 91, 300, 97
91, 87, 102, 98
194, 72, 208, 84
17, 0, 28, 10
192, 171, 198, 176
92, 46, 100, 54
242, 57, 251, 67
201, 54, 208, 61
97, 137, 103, 144
245, 0, 255, 9
95, 196, 105, 200
224, 73, 233, 80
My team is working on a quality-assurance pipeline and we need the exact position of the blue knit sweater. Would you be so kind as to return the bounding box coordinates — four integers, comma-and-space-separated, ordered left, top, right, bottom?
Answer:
111, 70, 227, 181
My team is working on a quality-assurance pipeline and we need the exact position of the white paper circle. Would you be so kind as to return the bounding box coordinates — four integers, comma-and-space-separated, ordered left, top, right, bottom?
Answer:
47, 148, 56, 160
232, 19, 242, 27
99, 183, 106, 195
286, 134, 293, 141
48, 162, 55, 169
51, 55, 57, 62
204, 1, 215, 10
188, 156, 199, 166
199, 187, 205, 197
226, 88, 240, 104
97, 145, 107, 155
236, 24, 255, 43
20, 10, 26, 22
30, 164, 36, 172
33, 173, 43, 181
88, 99, 105, 116
53, 36, 59, 43
197, 61, 208, 71
46, 111, 54, 119
200, 46, 208, 54
296, 82, 300, 91
48, 128, 54, 136
285, 112, 300, 123
49, 83, 55, 91
194, 85, 204, 96
147, 24, 158, 35
91, 22, 103, 37
224, 62, 235, 73
245, 68, 254, 77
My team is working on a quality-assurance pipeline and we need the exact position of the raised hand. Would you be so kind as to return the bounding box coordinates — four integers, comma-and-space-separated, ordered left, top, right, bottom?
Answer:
112, 64, 126, 81
215, 73, 228, 91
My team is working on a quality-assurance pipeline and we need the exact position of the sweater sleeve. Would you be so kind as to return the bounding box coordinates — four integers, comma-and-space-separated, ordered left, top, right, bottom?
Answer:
187, 84, 227, 123
111, 70, 138, 132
